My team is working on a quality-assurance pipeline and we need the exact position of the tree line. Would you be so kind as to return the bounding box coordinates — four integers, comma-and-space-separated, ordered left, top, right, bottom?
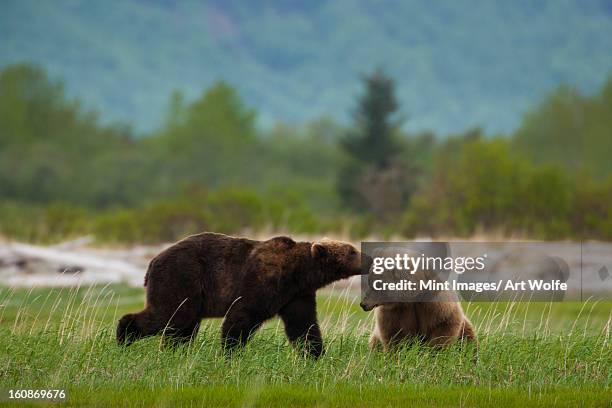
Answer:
1, 63, 611, 242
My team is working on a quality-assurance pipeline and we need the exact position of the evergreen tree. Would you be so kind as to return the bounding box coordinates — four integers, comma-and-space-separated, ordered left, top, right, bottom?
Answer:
338, 69, 402, 211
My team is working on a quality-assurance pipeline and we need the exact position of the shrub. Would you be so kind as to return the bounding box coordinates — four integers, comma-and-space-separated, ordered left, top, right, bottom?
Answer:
401, 138, 612, 240
0, 201, 89, 243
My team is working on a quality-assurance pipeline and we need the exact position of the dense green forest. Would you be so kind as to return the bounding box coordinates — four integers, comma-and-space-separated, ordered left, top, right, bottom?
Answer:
1, 63, 612, 243
3, 0, 612, 134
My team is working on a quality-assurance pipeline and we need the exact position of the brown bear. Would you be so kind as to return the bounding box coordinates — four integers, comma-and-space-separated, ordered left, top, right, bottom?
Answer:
117, 233, 368, 358
361, 294, 476, 349
360, 244, 476, 349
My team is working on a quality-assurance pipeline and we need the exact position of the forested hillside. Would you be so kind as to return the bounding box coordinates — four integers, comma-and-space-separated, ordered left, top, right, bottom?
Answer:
2, 0, 612, 133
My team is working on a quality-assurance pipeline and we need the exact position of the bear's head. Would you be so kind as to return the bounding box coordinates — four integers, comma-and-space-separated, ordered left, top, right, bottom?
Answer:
311, 239, 371, 282
359, 242, 451, 311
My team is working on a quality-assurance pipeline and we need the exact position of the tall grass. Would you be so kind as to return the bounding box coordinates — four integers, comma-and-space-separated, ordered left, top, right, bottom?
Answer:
0, 284, 610, 406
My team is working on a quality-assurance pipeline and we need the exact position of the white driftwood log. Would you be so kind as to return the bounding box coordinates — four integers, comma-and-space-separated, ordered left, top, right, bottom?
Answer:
0, 241, 145, 287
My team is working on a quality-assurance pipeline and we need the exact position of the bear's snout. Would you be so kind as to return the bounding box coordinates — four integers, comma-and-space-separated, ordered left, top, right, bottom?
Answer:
359, 300, 378, 312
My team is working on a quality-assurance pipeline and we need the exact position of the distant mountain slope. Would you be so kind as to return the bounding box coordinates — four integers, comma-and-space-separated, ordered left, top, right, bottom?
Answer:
2, 0, 612, 134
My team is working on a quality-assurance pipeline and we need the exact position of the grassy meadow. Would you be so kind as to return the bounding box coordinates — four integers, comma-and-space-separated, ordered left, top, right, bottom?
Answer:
0, 284, 610, 407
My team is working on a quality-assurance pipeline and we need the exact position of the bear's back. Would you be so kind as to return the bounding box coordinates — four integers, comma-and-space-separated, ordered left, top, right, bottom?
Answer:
183, 232, 258, 283
185, 232, 257, 258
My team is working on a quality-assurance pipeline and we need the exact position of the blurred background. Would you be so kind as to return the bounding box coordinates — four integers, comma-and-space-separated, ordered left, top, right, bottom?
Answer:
2, 6, 611, 399
1, 0, 612, 246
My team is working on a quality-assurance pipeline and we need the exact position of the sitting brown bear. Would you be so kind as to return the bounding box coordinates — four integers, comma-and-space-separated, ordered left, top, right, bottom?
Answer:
362, 294, 476, 349
360, 244, 476, 349
117, 233, 367, 358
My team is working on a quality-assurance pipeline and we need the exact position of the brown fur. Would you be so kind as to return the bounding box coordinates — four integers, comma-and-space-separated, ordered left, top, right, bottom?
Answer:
117, 233, 366, 358
362, 246, 476, 349
367, 290, 476, 349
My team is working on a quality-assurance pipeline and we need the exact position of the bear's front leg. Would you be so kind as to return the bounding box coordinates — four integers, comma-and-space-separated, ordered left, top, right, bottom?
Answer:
221, 302, 267, 354
279, 292, 324, 358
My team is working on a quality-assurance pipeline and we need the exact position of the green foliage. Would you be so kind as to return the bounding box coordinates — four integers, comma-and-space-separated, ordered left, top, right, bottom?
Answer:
150, 82, 259, 194
571, 176, 612, 239
2, 62, 612, 242
0, 201, 89, 243
514, 77, 612, 177
403, 137, 612, 239
91, 188, 328, 244
159, 82, 256, 161
0, 63, 343, 213
0, 64, 139, 207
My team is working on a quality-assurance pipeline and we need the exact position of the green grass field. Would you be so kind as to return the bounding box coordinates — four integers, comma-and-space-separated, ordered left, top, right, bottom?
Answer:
0, 284, 610, 407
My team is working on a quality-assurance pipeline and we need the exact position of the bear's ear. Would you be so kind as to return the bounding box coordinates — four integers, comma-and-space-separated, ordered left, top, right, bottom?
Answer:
311, 242, 327, 259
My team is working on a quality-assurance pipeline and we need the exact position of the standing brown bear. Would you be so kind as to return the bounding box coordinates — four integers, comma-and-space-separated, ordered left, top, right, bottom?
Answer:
117, 233, 367, 358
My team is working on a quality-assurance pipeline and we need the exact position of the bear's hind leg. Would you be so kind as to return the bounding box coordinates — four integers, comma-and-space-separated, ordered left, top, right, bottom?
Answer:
117, 309, 166, 345
425, 317, 461, 347
117, 297, 202, 347
117, 312, 141, 345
